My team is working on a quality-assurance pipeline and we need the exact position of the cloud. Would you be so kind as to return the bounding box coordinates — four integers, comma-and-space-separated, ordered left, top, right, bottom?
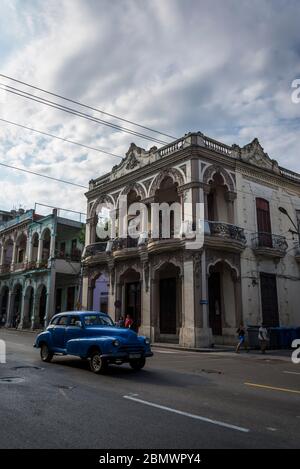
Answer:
0, 0, 300, 216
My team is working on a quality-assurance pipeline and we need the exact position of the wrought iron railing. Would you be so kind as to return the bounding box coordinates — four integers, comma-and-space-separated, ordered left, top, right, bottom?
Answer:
112, 237, 139, 251
208, 221, 246, 242
252, 232, 288, 251
83, 242, 108, 257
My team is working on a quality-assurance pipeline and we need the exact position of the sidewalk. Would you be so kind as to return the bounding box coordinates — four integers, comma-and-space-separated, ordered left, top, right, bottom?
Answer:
151, 342, 294, 360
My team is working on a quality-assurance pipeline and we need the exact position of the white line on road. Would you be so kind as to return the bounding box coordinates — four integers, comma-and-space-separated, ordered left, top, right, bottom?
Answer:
123, 395, 250, 433
283, 371, 300, 376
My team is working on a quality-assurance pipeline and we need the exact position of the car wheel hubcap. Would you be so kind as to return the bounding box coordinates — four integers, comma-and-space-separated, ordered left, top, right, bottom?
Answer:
42, 346, 48, 359
92, 355, 101, 371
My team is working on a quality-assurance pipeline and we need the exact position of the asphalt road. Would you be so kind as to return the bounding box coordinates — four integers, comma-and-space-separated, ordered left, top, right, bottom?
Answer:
0, 329, 299, 449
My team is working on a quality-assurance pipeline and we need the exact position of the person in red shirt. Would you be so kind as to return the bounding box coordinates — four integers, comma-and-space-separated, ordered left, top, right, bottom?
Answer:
124, 314, 133, 329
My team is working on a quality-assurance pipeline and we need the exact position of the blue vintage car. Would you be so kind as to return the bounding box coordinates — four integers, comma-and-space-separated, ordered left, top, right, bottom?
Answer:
34, 311, 153, 373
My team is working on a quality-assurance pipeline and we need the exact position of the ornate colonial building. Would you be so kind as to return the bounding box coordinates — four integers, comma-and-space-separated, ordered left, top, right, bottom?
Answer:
82, 132, 300, 347
0, 208, 84, 329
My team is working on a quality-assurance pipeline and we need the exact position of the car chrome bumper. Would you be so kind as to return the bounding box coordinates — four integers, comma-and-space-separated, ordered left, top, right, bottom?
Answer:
101, 351, 153, 361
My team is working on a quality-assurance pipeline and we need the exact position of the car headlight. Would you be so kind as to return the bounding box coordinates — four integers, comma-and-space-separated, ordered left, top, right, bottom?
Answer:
112, 339, 120, 347
145, 337, 150, 345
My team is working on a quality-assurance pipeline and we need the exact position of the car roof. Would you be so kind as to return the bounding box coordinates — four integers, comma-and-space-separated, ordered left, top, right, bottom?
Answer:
53, 311, 109, 317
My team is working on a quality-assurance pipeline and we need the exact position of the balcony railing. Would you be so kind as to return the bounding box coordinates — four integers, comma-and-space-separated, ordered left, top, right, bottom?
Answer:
252, 232, 288, 253
0, 264, 10, 274
112, 237, 139, 251
208, 221, 246, 242
55, 249, 82, 262
83, 242, 108, 258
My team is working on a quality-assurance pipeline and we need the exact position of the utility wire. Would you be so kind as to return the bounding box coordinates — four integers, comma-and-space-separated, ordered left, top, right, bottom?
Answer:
0, 117, 123, 159
0, 83, 169, 145
0, 161, 88, 189
0, 73, 177, 140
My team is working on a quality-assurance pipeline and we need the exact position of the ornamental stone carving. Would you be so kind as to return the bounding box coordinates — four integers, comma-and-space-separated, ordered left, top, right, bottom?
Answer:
202, 165, 235, 192
231, 138, 280, 174
149, 168, 185, 197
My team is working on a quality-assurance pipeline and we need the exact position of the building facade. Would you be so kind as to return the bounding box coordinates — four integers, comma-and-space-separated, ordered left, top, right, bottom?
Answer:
0, 208, 84, 329
82, 132, 300, 347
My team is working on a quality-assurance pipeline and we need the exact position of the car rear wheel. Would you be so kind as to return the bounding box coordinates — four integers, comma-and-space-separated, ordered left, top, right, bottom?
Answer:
40, 343, 53, 362
89, 351, 108, 374
129, 357, 146, 370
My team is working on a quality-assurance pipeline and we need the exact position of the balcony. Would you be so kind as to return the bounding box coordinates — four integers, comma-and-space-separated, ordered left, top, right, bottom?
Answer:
252, 232, 288, 259
55, 248, 82, 262
0, 264, 10, 275
205, 221, 246, 253
83, 242, 108, 264
111, 237, 139, 260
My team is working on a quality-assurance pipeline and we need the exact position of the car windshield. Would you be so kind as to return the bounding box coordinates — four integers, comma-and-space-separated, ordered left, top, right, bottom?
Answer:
84, 315, 115, 327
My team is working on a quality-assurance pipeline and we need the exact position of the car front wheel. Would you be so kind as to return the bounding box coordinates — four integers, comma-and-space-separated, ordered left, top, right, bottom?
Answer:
40, 343, 53, 362
90, 351, 108, 374
129, 357, 146, 370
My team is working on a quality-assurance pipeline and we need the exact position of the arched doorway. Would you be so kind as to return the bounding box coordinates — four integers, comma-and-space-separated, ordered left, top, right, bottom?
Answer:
208, 261, 239, 338
120, 268, 141, 332
23, 286, 34, 329
15, 232, 27, 265
0, 286, 9, 325
91, 273, 109, 313
154, 176, 181, 238
30, 232, 39, 265
41, 229, 51, 261
12, 284, 22, 328
38, 285, 47, 328
207, 173, 234, 224
155, 262, 181, 342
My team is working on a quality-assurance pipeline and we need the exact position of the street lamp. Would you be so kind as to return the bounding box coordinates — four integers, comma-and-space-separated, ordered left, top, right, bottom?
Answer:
278, 206, 299, 235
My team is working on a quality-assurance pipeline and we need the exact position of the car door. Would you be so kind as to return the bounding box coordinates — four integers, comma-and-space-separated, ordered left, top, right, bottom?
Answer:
51, 315, 69, 349
65, 316, 84, 343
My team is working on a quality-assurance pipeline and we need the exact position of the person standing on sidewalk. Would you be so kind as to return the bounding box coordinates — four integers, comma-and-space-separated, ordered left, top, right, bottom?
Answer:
235, 325, 249, 353
258, 324, 269, 354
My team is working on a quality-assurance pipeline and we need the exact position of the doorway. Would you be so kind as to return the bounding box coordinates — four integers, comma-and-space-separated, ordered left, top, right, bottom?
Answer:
208, 272, 222, 336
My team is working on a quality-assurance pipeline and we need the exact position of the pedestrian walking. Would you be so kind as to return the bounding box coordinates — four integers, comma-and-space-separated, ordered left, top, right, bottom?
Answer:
258, 324, 269, 354
117, 315, 125, 327
235, 324, 249, 353
124, 314, 133, 329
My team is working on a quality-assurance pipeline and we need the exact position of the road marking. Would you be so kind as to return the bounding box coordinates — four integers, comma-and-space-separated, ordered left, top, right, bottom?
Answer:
123, 395, 249, 433
245, 382, 300, 394
154, 350, 181, 354
283, 371, 300, 376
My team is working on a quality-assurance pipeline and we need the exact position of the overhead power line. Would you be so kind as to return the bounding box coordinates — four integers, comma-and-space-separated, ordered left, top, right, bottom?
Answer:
0, 117, 123, 159
0, 83, 170, 146
0, 73, 177, 140
0, 161, 88, 189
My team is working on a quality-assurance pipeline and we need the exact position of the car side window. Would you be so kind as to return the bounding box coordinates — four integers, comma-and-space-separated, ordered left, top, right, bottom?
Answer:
69, 316, 82, 327
50, 317, 60, 326
56, 316, 68, 326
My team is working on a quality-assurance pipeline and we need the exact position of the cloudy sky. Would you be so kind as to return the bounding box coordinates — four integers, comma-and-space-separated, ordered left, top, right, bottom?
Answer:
0, 0, 299, 218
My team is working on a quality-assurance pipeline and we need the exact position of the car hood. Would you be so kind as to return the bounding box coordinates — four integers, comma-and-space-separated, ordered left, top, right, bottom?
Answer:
85, 326, 139, 341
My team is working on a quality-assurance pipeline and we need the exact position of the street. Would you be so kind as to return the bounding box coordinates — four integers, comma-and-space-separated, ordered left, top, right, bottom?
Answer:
0, 329, 299, 449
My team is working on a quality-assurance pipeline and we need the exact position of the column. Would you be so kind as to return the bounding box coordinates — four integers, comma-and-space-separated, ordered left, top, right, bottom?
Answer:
49, 232, 56, 259
0, 245, 5, 266
140, 262, 151, 338
31, 292, 40, 330
45, 270, 56, 326
37, 236, 43, 266
10, 242, 17, 271
179, 255, 196, 347
26, 237, 32, 264
17, 292, 26, 330
195, 250, 213, 347
225, 191, 237, 224
5, 291, 14, 327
